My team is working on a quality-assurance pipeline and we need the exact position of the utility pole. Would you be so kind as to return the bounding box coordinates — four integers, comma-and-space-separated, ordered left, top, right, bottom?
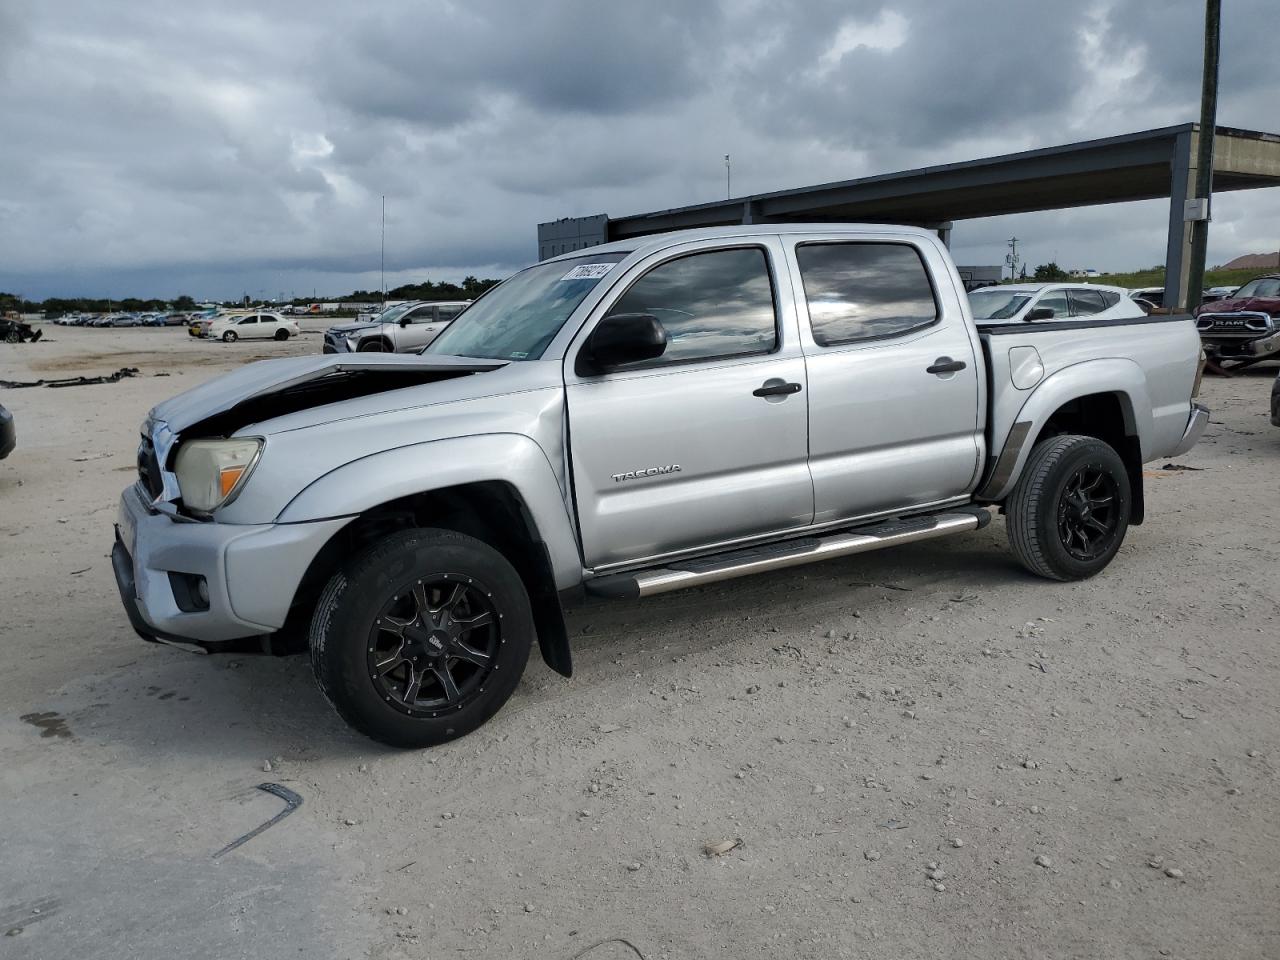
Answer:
724, 155, 731, 199
1185, 0, 1220, 310
1005, 237, 1021, 281
381, 195, 387, 306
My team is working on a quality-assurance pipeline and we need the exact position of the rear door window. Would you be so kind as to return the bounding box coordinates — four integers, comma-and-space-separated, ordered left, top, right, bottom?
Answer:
1069, 289, 1107, 315
795, 242, 939, 346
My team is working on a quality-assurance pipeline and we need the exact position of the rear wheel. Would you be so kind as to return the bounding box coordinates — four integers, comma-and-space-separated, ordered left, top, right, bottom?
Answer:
222, 330, 237, 343
309, 528, 533, 748
1006, 434, 1130, 581
274, 328, 289, 341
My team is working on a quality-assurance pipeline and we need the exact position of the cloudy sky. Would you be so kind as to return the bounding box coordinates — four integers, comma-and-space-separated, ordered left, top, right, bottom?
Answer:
1, 0, 1277, 301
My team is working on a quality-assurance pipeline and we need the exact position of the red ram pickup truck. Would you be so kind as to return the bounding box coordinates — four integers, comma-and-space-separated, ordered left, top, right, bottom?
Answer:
1194, 274, 1280, 367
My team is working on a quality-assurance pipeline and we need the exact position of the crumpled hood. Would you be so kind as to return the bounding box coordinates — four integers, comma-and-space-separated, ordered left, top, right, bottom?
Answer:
151, 353, 507, 433
1196, 295, 1280, 317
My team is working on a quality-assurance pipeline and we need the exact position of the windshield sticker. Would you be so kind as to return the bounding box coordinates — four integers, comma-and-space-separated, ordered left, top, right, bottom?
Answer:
559, 263, 616, 281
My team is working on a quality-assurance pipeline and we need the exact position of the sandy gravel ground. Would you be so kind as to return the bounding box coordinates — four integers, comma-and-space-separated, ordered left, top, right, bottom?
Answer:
1, 323, 1277, 960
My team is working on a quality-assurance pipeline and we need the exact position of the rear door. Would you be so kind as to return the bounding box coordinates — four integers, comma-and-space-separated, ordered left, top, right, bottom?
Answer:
565, 238, 813, 569
786, 236, 982, 524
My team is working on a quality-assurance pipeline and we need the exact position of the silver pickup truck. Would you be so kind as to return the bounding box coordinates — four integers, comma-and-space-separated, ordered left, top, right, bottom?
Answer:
111, 224, 1208, 747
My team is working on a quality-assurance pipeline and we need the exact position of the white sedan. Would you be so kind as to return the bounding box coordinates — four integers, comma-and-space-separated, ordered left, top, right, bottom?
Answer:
207, 312, 301, 343
968, 283, 1147, 324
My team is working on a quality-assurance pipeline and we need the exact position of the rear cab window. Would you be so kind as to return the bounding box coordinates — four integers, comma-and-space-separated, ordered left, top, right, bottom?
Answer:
794, 242, 939, 346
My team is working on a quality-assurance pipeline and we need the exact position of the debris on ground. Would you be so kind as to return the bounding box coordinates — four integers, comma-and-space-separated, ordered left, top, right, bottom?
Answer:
1161, 463, 1205, 471
703, 838, 742, 857
211, 783, 303, 858
0, 367, 140, 389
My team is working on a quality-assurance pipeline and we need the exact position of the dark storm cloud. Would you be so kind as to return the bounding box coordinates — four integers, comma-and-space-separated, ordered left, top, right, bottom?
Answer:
0, 0, 1277, 300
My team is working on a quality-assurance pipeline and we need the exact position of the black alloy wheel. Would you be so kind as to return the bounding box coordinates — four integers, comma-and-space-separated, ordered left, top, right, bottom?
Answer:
367, 575, 500, 716
1006, 434, 1131, 581
309, 527, 534, 747
1056, 465, 1121, 561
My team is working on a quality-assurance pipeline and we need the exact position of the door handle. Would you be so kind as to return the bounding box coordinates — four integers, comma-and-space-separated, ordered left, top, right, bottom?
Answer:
926, 357, 967, 375
752, 381, 803, 398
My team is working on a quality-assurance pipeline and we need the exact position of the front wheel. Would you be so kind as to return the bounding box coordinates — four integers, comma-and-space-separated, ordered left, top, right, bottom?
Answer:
222, 330, 237, 343
309, 528, 534, 748
1006, 434, 1131, 581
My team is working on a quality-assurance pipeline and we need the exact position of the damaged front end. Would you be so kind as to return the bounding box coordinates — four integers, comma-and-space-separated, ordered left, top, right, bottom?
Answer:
113, 353, 511, 653
1, 319, 42, 344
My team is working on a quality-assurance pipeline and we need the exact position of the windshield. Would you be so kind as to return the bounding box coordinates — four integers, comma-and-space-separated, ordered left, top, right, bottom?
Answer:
968, 288, 1032, 321
373, 303, 417, 324
1234, 277, 1280, 299
425, 253, 629, 360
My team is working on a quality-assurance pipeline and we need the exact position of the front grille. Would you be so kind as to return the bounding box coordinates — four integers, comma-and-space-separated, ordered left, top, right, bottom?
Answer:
137, 435, 163, 499
1196, 311, 1272, 335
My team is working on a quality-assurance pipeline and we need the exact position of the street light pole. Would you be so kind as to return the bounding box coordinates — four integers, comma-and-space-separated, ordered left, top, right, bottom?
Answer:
725, 155, 731, 199
381, 195, 387, 307
1186, 0, 1220, 310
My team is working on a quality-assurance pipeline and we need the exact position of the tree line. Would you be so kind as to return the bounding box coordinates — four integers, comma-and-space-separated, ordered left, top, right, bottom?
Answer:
1, 276, 504, 316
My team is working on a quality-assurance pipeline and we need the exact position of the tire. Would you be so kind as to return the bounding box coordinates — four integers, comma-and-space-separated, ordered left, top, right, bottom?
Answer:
1006, 434, 1131, 581
274, 328, 289, 341
4, 331, 19, 344
358, 339, 388, 352
222, 330, 237, 343
309, 528, 534, 748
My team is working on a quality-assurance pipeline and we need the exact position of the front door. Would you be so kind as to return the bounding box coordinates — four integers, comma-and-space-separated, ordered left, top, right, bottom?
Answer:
785, 236, 983, 523
565, 241, 813, 570
393, 304, 444, 352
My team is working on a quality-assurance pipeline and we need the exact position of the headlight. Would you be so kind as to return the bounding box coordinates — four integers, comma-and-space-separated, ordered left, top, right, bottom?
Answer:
173, 438, 263, 513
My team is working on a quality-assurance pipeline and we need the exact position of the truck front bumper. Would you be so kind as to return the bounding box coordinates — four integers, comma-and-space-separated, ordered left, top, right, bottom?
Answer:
1169, 402, 1210, 457
1202, 329, 1280, 360
112, 483, 349, 650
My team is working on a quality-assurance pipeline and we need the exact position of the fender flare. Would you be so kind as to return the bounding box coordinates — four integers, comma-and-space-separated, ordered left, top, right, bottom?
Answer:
277, 433, 582, 677
979, 359, 1150, 502
277, 432, 582, 590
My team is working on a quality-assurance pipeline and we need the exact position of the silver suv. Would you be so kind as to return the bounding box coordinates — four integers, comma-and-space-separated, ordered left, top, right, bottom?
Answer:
322, 300, 470, 353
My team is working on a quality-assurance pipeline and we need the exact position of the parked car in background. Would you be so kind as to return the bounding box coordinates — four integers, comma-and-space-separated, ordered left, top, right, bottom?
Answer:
967, 284, 1145, 324
164, 313, 188, 326
207, 312, 300, 343
1204, 285, 1239, 302
1129, 287, 1165, 309
1271, 369, 1280, 427
1193, 274, 1280, 367
0, 403, 14, 460
114, 224, 1207, 747
323, 300, 470, 353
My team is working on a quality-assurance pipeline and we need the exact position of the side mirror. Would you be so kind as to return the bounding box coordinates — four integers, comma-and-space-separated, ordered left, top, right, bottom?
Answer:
1025, 306, 1055, 321
398, 317, 411, 327
578, 313, 667, 375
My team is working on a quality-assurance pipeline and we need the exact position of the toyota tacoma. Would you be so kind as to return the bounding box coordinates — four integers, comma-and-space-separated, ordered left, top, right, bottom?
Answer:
112, 225, 1208, 747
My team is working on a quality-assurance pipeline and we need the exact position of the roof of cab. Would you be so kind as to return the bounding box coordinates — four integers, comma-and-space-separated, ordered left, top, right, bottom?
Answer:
539, 222, 942, 264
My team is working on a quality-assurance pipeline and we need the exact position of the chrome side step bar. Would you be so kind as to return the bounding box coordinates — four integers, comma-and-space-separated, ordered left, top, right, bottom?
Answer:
586, 507, 991, 600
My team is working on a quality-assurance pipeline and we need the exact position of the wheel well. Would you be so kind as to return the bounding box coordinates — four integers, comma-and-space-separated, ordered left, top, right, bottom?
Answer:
277, 482, 572, 674
1031, 391, 1144, 525
358, 336, 392, 352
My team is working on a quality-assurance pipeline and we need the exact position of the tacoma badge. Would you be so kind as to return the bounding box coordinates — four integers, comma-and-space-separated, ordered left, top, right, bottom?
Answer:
611, 464, 682, 483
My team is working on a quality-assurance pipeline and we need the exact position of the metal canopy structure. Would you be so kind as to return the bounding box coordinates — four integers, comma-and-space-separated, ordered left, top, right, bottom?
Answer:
537, 124, 1280, 309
